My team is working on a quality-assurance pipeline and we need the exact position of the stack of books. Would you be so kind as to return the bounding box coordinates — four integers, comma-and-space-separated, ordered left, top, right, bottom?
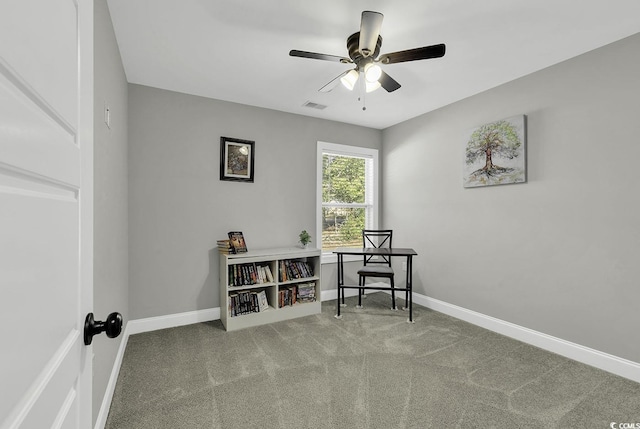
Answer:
217, 239, 234, 254
278, 283, 316, 307
296, 282, 316, 303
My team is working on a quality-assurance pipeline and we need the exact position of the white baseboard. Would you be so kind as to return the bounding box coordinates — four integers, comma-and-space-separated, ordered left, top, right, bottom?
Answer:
93, 323, 131, 429
321, 287, 358, 302
412, 292, 640, 383
320, 282, 385, 302
94, 307, 220, 429
126, 308, 220, 335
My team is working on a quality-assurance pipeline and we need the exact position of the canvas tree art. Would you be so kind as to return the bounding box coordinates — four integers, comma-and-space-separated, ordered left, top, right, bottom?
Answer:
463, 115, 526, 187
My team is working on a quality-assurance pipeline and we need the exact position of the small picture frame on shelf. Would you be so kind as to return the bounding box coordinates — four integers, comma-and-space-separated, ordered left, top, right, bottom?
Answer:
220, 136, 255, 182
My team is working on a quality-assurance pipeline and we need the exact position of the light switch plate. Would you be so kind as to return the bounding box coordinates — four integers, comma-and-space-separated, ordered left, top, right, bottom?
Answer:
104, 102, 111, 129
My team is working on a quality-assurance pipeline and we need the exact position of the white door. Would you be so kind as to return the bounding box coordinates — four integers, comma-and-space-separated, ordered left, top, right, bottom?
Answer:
0, 0, 93, 428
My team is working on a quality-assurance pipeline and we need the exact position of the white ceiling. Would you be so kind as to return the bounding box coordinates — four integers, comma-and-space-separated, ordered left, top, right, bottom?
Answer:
106, 0, 640, 130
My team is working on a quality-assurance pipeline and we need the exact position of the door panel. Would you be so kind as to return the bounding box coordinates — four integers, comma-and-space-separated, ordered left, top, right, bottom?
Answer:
14, 334, 81, 429
1, 188, 79, 409
0, 0, 91, 428
0, 0, 78, 127
0, 65, 80, 187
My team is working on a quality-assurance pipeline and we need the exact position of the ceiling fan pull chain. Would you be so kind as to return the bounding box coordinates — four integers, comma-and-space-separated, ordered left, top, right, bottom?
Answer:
360, 71, 367, 111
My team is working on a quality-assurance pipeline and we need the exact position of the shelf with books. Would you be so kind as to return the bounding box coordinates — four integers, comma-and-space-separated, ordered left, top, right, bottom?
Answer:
229, 288, 271, 317
277, 280, 317, 306
228, 261, 275, 287
219, 247, 321, 331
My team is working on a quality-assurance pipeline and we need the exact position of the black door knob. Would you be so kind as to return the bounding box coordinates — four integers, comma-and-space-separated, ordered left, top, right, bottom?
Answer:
84, 312, 123, 345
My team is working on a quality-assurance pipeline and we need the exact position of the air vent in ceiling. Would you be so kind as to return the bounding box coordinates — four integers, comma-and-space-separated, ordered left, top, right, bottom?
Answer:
303, 101, 327, 110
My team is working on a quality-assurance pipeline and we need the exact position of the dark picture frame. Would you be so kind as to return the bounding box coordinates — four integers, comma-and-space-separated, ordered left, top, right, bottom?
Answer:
220, 136, 255, 182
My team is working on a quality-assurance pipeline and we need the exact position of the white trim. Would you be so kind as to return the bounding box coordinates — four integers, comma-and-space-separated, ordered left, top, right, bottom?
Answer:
411, 292, 640, 383
93, 308, 220, 429
52, 385, 76, 429
126, 308, 220, 335
78, 0, 95, 425
320, 253, 361, 265
93, 323, 129, 429
316, 141, 379, 264
322, 202, 370, 208
320, 282, 386, 302
321, 287, 360, 302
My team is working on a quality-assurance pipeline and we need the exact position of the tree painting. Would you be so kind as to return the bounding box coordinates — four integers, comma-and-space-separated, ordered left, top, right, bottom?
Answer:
464, 115, 526, 187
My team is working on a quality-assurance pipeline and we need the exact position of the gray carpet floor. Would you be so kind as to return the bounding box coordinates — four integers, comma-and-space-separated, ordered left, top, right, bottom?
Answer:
105, 293, 640, 428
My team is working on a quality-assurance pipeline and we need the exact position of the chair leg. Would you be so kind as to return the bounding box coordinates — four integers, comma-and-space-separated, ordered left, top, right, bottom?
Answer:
390, 276, 396, 310
358, 276, 363, 308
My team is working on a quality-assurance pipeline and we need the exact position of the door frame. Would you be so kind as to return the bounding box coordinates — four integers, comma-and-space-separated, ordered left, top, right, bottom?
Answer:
78, 0, 94, 426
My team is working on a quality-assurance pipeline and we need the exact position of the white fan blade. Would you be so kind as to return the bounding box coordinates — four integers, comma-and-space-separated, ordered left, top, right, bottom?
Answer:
319, 70, 349, 92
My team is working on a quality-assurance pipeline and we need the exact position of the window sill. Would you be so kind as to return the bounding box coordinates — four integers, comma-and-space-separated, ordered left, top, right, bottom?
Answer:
321, 253, 362, 265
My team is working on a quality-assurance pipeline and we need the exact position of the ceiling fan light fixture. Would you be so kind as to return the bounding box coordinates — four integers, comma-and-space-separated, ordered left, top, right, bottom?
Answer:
365, 80, 381, 93
364, 63, 382, 83
340, 69, 359, 91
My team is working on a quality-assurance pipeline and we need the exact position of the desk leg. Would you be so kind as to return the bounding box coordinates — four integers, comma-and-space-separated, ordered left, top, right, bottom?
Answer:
407, 255, 414, 324
404, 256, 409, 310
402, 256, 409, 312
335, 254, 343, 319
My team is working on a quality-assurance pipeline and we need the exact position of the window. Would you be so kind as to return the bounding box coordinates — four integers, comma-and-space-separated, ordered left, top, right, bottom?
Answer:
317, 142, 378, 263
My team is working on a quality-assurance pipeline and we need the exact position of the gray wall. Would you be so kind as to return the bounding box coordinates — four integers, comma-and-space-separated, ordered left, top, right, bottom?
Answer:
128, 84, 382, 319
382, 33, 640, 363
93, 0, 129, 424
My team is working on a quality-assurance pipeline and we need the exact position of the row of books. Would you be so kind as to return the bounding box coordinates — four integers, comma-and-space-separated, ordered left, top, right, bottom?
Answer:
229, 290, 269, 317
229, 263, 274, 287
229, 283, 316, 317
279, 259, 314, 282
278, 282, 316, 308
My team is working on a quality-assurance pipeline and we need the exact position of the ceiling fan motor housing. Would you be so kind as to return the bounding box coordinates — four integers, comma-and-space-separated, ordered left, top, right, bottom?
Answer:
347, 32, 382, 67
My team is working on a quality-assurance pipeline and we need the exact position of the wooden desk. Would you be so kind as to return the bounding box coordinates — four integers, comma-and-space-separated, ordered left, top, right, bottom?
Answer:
333, 247, 418, 322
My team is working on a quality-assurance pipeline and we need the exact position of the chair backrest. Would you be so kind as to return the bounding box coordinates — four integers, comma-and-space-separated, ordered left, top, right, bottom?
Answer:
362, 229, 393, 266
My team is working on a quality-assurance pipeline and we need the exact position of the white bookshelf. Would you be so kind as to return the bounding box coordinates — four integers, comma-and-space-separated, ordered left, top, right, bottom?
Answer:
219, 247, 321, 331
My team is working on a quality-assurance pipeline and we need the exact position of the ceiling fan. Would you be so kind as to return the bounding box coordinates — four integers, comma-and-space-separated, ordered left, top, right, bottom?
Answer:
289, 11, 446, 95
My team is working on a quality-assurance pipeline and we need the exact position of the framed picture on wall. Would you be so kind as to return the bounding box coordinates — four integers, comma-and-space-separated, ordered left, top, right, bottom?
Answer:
220, 136, 255, 182
463, 115, 526, 188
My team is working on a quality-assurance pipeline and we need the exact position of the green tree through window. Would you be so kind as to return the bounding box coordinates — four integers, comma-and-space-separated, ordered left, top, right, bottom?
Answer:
318, 142, 378, 256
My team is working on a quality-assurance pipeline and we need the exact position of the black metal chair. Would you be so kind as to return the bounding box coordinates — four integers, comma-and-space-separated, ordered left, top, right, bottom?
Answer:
357, 229, 396, 309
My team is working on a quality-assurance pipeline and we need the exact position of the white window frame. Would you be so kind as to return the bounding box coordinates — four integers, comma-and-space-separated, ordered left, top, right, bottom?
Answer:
317, 141, 379, 264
